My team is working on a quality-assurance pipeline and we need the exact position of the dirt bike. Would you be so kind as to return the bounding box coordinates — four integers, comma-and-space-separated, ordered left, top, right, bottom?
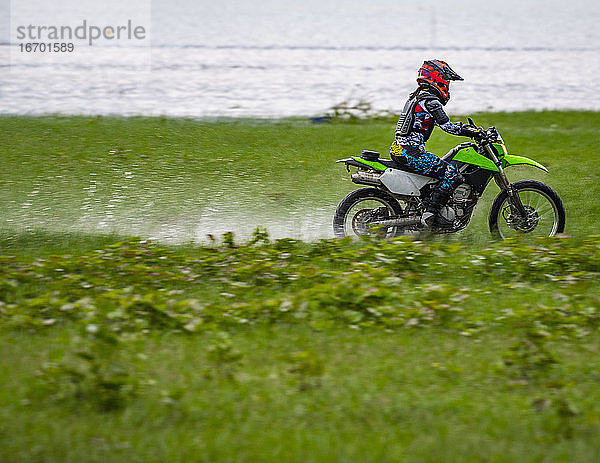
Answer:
333, 118, 565, 239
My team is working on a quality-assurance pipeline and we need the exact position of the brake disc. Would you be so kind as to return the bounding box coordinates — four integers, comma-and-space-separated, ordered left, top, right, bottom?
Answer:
503, 205, 539, 232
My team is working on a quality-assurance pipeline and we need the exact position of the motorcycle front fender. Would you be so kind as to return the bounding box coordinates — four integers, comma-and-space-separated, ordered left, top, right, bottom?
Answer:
501, 154, 548, 173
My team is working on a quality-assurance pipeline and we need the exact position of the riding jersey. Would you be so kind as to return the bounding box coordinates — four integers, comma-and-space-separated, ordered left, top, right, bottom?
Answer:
394, 89, 465, 148
390, 88, 469, 194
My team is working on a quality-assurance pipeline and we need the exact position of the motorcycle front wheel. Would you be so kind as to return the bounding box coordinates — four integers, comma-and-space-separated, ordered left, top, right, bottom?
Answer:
333, 187, 404, 238
489, 180, 565, 240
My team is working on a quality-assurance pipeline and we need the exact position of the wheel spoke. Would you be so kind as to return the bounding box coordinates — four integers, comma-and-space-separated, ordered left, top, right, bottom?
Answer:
495, 185, 561, 240
343, 197, 399, 238
536, 207, 555, 218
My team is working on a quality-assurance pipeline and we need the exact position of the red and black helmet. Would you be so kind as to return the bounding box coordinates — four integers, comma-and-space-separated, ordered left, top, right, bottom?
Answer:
417, 59, 463, 105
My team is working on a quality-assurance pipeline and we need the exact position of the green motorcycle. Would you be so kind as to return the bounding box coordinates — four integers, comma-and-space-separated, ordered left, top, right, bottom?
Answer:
333, 118, 565, 239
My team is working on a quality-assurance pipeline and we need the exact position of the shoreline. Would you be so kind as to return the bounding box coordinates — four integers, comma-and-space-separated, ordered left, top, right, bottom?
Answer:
1, 108, 599, 123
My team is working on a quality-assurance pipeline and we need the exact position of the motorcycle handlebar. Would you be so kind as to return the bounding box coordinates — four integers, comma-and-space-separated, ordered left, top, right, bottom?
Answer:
473, 132, 486, 143
466, 117, 486, 140
466, 118, 501, 144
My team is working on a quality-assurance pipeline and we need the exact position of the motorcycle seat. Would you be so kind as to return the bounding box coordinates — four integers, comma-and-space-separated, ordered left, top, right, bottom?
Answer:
360, 150, 399, 169
377, 159, 397, 169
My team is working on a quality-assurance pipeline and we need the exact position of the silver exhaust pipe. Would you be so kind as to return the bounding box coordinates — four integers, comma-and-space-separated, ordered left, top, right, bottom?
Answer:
351, 171, 382, 186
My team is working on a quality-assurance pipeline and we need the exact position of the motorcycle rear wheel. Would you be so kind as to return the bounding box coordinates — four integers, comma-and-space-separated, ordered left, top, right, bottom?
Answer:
333, 187, 404, 238
489, 180, 565, 240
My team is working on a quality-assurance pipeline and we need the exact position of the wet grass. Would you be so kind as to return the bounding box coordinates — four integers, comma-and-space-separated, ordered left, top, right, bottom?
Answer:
1, 110, 598, 241
1, 112, 600, 461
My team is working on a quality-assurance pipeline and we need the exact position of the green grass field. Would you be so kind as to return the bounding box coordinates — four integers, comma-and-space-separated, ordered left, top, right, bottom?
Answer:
1, 111, 598, 243
1, 112, 600, 462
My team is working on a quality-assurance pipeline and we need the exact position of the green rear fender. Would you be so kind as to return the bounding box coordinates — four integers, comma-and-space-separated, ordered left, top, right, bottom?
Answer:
348, 156, 387, 171
501, 154, 548, 172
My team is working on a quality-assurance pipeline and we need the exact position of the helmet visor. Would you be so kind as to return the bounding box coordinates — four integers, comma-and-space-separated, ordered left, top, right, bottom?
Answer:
443, 63, 463, 81
428, 59, 464, 81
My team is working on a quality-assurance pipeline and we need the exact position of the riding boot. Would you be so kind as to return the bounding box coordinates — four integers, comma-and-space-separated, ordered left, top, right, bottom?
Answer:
422, 189, 454, 228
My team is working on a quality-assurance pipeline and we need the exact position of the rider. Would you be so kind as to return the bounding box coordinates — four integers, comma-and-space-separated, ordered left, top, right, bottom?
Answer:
391, 59, 481, 228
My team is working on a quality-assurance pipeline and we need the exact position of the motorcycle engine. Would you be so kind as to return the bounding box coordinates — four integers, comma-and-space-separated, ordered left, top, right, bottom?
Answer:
439, 205, 456, 222
440, 184, 473, 222
452, 184, 472, 203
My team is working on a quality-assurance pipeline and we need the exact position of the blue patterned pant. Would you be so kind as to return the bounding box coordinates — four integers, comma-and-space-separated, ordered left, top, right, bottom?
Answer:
390, 143, 463, 193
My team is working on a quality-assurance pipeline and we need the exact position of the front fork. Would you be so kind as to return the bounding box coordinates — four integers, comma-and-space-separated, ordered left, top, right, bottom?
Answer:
485, 145, 527, 217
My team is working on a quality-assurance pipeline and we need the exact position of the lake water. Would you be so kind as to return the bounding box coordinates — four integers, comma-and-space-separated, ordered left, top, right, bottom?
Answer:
2, 0, 600, 117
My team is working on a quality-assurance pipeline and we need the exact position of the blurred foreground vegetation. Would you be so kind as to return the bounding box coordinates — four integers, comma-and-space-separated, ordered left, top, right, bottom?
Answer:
1, 231, 600, 461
